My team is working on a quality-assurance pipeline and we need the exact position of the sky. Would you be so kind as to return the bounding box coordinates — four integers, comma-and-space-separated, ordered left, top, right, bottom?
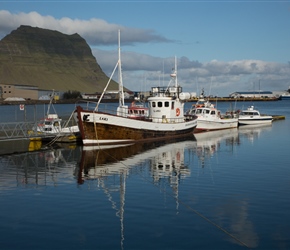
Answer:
0, 0, 290, 96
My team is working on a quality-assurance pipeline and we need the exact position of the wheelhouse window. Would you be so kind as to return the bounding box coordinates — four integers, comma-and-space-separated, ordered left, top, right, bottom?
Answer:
196, 109, 202, 114
158, 102, 162, 107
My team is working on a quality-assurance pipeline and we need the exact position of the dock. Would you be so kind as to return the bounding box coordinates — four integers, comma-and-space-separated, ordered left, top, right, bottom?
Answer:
272, 115, 286, 121
0, 121, 80, 155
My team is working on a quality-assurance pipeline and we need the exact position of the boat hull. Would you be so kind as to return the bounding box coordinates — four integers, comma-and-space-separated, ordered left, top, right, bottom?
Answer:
238, 117, 273, 125
75, 106, 197, 145
195, 118, 238, 132
281, 95, 290, 100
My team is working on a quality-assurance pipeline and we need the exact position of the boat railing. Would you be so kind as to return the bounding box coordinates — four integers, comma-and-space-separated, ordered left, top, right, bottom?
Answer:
75, 100, 122, 116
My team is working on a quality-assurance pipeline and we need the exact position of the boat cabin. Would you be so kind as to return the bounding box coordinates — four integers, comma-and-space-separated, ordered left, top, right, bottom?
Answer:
240, 106, 260, 116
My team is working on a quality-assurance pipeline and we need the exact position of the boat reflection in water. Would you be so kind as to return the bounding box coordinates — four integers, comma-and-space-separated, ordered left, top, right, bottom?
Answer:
76, 129, 258, 249
0, 145, 81, 188
76, 136, 197, 250
0, 128, 264, 249
194, 128, 240, 167
76, 136, 197, 184
238, 123, 272, 143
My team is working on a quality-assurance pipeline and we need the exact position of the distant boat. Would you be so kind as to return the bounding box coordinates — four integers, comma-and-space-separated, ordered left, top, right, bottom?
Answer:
281, 86, 290, 100
185, 89, 238, 132
74, 30, 197, 146
238, 106, 273, 125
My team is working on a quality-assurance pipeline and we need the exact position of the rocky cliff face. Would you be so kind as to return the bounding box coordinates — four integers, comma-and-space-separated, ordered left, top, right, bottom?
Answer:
0, 25, 118, 93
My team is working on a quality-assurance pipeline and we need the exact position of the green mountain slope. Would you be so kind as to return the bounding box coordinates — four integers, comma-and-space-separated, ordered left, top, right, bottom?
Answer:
0, 25, 119, 93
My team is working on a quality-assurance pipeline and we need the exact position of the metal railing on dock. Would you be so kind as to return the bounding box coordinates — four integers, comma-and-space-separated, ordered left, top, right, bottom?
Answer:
0, 121, 55, 140
0, 122, 35, 139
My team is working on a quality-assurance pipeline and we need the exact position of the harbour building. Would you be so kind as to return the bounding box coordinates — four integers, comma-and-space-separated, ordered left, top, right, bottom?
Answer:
229, 91, 275, 98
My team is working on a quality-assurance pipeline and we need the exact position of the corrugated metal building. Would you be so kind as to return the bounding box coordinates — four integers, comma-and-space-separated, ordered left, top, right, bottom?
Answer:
0, 83, 62, 100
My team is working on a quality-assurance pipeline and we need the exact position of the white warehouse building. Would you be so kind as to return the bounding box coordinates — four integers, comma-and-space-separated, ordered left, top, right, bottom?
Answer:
229, 91, 275, 98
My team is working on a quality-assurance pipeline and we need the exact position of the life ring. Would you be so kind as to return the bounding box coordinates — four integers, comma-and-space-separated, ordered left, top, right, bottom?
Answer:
176, 108, 180, 116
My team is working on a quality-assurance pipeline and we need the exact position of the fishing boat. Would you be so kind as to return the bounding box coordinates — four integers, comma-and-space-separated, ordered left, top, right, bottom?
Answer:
74, 30, 197, 146
127, 98, 149, 120
238, 106, 273, 125
185, 90, 238, 132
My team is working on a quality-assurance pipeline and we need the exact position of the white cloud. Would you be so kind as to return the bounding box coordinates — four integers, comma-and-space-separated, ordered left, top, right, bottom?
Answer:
93, 48, 290, 95
0, 10, 172, 46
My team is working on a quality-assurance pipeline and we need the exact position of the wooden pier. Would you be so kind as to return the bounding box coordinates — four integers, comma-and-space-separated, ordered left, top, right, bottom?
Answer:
272, 115, 286, 121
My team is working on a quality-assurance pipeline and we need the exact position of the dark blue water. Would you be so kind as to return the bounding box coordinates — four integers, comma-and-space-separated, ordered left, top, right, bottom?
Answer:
0, 100, 289, 249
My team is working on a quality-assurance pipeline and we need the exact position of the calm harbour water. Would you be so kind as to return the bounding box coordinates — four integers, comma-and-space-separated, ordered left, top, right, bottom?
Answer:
0, 100, 289, 250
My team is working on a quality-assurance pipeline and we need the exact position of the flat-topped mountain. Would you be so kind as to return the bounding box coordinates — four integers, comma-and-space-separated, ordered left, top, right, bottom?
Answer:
0, 25, 119, 93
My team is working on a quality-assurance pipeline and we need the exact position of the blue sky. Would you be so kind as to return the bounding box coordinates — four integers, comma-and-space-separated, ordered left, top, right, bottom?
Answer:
0, 0, 290, 96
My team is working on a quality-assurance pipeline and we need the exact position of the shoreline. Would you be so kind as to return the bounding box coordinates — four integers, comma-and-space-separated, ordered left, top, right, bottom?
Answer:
0, 97, 281, 106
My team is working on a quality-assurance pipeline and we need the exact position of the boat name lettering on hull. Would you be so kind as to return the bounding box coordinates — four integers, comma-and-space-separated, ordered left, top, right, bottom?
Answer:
99, 117, 108, 121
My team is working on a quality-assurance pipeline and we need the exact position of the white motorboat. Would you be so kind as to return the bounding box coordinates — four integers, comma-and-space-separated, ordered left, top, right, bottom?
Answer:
238, 106, 273, 125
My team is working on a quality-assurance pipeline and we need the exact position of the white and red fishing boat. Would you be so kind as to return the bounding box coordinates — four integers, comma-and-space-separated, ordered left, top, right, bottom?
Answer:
185, 89, 238, 132
74, 31, 197, 146
127, 98, 149, 120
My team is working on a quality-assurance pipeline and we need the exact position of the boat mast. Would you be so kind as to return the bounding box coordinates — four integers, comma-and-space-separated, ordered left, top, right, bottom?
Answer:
118, 29, 125, 107
46, 89, 57, 116
47, 89, 54, 116
169, 56, 179, 99
174, 56, 178, 88
95, 30, 124, 111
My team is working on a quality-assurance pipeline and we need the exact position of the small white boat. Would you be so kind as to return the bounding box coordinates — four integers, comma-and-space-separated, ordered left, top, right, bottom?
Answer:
32, 91, 79, 142
36, 114, 79, 135
185, 90, 238, 132
238, 106, 273, 125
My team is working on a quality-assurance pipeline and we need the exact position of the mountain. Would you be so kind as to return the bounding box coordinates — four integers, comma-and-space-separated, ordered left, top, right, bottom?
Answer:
0, 25, 119, 93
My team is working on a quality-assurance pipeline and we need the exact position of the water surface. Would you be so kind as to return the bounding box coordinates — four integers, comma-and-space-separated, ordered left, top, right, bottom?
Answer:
0, 100, 289, 249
